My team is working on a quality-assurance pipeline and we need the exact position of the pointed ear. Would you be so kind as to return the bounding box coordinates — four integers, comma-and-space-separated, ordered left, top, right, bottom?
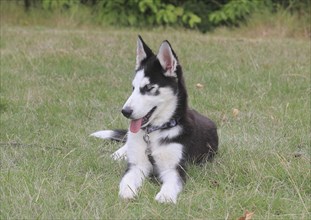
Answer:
136, 35, 153, 70
157, 41, 178, 77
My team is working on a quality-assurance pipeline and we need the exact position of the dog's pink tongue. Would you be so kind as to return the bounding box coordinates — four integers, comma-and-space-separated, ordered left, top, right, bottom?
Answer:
130, 118, 143, 133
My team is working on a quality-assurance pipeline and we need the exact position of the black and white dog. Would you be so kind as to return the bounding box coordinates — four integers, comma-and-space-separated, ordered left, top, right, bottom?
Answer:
91, 36, 218, 203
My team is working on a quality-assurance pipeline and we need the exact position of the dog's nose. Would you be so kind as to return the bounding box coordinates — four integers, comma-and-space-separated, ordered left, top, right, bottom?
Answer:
121, 107, 133, 118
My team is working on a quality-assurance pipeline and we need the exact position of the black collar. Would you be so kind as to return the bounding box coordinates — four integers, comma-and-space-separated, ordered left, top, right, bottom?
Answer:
142, 118, 180, 134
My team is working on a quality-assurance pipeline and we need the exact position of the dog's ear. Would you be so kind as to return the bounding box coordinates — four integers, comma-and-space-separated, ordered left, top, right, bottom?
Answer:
157, 40, 178, 78
136, 35, 153, 70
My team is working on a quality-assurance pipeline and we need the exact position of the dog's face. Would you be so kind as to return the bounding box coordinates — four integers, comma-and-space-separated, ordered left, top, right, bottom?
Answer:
122, 36, 179, 133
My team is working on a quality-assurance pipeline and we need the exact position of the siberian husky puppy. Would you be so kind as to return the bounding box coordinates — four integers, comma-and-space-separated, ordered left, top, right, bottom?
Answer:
91, 36, 218, 203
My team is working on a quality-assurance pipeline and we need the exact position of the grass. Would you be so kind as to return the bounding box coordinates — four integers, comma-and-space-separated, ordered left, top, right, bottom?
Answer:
213, 7, 310, 39
0, 23, 310, 219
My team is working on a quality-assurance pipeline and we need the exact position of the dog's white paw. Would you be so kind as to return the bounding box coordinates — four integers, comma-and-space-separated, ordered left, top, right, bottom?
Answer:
119, 185, 137, 200
155, 190, 177, 204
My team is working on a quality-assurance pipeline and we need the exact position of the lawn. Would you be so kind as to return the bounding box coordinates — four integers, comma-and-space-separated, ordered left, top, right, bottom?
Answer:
0, 25, 310, 219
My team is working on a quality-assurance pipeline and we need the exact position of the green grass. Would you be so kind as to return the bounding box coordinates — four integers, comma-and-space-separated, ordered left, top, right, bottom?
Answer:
0, 25, 310, 219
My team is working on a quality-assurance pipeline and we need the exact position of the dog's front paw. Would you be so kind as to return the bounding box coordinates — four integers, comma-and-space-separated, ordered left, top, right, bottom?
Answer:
155, 190, 177, 204
119, 187, 136, 200
119, 181, 137, 200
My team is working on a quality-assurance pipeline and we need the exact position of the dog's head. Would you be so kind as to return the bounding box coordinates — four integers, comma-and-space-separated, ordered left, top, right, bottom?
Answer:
122, 36, 181, 133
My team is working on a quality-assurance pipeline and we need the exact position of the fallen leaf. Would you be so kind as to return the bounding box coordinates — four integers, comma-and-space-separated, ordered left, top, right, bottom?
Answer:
196, 83, 204, 89
232, 108, 239, 118
237, 210, 254, 220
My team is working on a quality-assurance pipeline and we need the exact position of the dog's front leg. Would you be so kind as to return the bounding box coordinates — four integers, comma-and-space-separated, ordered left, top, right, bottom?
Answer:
155, 169, 183, 204
119, 163, 152, 200
118, 130, 153, 200
119, 134, 152, 200
153, 143, 184, 204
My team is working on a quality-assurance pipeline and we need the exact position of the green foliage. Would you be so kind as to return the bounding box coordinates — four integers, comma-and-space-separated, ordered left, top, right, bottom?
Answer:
208, 0, 310, 26
209, 0, 262, 26
94, 0, 201, 28
41, 0, 79, 10
139, 0, 201, 28
6, 0, 311, 32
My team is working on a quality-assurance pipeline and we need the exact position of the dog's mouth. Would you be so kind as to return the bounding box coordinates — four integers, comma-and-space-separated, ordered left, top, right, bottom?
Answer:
130, 107, 157, 133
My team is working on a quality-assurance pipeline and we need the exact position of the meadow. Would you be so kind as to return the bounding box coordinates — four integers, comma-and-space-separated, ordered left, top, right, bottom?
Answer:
0, 24, 310, 219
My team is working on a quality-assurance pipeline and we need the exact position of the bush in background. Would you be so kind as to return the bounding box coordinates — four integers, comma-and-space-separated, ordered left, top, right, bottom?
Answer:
2, 0, 310, 36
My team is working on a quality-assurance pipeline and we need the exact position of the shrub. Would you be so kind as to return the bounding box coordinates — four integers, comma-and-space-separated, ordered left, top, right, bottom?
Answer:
94, 0, 201, 28
14, 0, 311, 34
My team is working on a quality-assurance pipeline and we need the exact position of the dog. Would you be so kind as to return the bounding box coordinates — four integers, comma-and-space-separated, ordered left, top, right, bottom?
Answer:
91, 36, 218, 203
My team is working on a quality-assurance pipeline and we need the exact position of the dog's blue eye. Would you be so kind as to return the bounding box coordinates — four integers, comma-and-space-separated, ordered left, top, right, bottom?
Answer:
132, 86, 135, 91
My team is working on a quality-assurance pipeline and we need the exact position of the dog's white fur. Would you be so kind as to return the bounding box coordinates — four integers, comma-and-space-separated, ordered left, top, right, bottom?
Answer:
117, 127, 184, 203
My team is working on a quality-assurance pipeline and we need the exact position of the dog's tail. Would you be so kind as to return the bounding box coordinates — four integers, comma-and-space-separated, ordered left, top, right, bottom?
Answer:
90, 129, 127, 143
